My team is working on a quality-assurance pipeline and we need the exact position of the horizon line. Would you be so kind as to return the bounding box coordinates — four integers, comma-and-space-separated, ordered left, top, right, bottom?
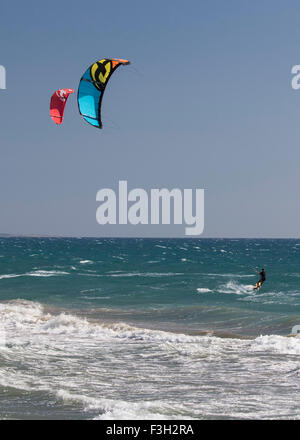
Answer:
1, 234, 300, 240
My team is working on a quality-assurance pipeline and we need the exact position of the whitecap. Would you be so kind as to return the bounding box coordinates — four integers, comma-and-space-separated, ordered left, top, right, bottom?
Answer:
26, 270, 69, 277
196, 288, 212, 293
250, 335, 300, 355
0, 274, 22, 280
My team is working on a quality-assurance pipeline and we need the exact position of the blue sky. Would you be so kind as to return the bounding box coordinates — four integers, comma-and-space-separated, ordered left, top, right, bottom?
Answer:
1, 0, 300, 237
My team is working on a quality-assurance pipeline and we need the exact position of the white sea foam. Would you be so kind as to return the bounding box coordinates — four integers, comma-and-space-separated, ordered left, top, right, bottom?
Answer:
0, 274, 22, 280
0, 300, 227, 345
250, 335, 300, 355
108, 272, 183, 278
0, 300, 46, 327
0, 270, 69, 280
206, 273, 255, 278
79, 260, 93, 264
56, 390, 187, 420
196, 288, 212, 293
1, 300, 300, 420
26, 270, 69, 277
37, 313, 208, 344
80, 288, 102, 293
0, 368, 33, 391
218, 281, 254, 295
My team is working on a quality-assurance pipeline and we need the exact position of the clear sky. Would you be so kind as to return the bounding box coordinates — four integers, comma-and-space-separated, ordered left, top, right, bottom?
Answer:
1, 0, 300, 237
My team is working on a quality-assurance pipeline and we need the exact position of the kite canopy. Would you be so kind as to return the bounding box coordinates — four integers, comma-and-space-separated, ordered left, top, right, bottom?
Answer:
77, 58, 130, 129
50, 89, 74, 125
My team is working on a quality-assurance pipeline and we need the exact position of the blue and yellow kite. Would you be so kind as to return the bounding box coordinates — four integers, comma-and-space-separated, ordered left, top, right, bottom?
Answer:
77, 58, 130, 129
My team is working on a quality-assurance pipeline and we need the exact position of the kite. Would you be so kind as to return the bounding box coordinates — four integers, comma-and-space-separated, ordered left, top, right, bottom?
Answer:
77, 58, 130, 129
50, 88, 74, 125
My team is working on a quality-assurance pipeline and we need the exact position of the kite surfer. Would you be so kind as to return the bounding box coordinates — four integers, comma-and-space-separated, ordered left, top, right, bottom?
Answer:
253, 268, 266, 291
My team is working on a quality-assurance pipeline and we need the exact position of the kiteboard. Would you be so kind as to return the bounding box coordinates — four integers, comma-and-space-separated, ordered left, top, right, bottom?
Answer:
253, 281, 263, 291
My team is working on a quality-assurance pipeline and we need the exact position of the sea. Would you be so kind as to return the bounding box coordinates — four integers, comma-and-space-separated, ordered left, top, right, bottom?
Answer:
0, 237, 300, 420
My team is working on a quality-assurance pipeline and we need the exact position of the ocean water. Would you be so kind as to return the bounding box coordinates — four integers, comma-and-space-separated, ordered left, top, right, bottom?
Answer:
0, 237, 300, 420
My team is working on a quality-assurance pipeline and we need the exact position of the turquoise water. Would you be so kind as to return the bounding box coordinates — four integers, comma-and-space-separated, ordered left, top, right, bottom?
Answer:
0, 238, 300, 419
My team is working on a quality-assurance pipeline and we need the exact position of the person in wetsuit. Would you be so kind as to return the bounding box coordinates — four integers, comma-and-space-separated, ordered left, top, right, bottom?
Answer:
254, 268, 266, 290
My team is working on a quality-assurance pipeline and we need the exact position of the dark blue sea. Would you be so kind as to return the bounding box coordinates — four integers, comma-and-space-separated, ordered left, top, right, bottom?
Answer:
0, 237, 300, 419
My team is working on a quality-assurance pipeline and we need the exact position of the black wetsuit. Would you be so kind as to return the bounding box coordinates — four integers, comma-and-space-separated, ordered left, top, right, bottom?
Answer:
259, 270, 266, 282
